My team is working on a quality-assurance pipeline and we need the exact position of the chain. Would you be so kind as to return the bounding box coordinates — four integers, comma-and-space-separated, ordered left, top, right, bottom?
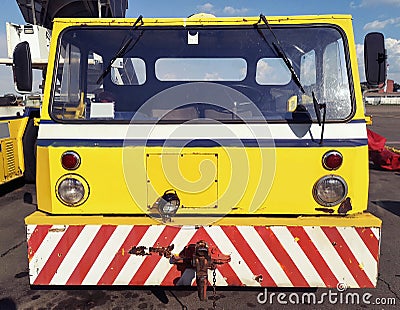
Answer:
212, 268, 217, 309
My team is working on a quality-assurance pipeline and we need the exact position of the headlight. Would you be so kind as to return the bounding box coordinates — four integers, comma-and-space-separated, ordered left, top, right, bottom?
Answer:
313, 175, 347, 207
158, 190, 180, 222
57, 177, 85, 206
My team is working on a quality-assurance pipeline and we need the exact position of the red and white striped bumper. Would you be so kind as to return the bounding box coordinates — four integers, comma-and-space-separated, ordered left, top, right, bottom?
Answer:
26, 213, 381, 288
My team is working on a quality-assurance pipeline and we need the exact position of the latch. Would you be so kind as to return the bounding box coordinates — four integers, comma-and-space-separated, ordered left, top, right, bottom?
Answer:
129, 240, 231, 302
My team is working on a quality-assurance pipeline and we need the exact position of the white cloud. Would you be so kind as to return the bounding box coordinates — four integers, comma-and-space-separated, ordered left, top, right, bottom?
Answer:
197, 3, 215, 13
256, 59, 291, 84
356, 43, 366, 81
222, 6, 249, 15
385, 37, 400, 55
204, 72, 222, 80
350, 1, 360, 8
161, 73, 177, 80
385, 38, 400, 81
351, 0, 400, 8
363, 17, 400, 30
196, 3, 250, 16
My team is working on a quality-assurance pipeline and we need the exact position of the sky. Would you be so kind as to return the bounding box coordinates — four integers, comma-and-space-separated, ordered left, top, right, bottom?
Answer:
1, 0, 400, 94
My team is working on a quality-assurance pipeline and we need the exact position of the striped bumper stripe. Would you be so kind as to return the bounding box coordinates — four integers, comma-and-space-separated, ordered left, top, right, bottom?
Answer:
27, 224, 380, 288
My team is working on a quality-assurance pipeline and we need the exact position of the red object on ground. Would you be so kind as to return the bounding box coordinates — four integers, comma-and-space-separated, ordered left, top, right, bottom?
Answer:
367, 129, 400, 171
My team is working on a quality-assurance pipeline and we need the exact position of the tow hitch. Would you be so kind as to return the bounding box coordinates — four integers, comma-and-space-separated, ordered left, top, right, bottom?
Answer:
171, 240, 231, 301
129, 240, 231, 302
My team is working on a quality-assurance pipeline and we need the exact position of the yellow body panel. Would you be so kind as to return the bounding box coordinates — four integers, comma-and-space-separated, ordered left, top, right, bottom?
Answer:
0, 117, 28, 184
37, 144, 368, 215
146, 153, 218, 209
26, 210, 381, 227
35, 15, 369, 218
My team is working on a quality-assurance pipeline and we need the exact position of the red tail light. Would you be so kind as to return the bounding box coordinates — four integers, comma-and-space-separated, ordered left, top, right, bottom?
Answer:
322, 151, 343, 170
61, 151, 81, 170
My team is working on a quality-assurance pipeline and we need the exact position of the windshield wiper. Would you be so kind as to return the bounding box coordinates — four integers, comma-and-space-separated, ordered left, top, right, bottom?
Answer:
257, 14, 305, 94
96, 15, 144, 84
312, 91, 327, 144
257, 14, 327, 144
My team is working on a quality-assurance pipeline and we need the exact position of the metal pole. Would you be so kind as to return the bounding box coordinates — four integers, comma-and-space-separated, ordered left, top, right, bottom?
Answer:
31, 0, 37, 25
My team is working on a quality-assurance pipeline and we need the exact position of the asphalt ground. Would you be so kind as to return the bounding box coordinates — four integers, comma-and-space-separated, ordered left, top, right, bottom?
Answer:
0, 105, 399, 310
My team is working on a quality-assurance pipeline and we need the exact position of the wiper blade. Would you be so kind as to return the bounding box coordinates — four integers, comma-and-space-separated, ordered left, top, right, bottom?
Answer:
96, 15, 144, 84
312, 91, 322, 126
312, 91, 327, 144
257, 14, 305, 94
257, 15, 327, 144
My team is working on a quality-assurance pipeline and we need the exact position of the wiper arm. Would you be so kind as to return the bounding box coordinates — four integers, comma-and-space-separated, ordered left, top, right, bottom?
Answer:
257, 14, 305, 94
257, 14, 327, 144
96, 15, 144, 84
312, 91, 327, 144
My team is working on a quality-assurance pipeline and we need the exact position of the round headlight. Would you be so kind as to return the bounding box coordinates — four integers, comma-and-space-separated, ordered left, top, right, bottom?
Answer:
160, 200, 180, 215
313, 175, 347, 207
158, 190, 180, 221
57, 178, 85, 206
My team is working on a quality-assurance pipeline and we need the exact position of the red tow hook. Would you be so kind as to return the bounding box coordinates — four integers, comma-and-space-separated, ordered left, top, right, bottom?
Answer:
194, 241, 210, 300
171, 240, 231, 301
129, 240, 231, 301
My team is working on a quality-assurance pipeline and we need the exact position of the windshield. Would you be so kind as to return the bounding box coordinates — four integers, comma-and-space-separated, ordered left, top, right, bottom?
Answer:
51, 25, 353, 122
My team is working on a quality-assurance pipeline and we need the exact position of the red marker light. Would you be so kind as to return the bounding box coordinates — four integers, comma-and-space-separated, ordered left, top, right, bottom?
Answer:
61, 151, 81, 170
322, 151, 343, 170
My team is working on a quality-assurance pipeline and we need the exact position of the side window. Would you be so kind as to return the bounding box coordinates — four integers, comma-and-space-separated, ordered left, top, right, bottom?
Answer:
300, 50, 316, 87
323, 39, 350, 101
111, 58, 146, 85
322, 38, 351, 118
52, 42, 86, 119
87, 52, 104, 95
54, 43, 81, 104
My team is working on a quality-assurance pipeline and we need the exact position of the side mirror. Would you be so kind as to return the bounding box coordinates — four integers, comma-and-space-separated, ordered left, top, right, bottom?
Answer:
13, 41, 32, 93
364, 32, 386, 87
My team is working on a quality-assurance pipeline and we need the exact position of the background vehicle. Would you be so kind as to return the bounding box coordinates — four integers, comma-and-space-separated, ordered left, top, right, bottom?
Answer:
0, 0, 129, 185
21, 13, 386, 304
0, 93, 39, 184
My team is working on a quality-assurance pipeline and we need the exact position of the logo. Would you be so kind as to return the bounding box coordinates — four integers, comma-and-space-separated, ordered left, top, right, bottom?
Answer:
257, 284, 396, 306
